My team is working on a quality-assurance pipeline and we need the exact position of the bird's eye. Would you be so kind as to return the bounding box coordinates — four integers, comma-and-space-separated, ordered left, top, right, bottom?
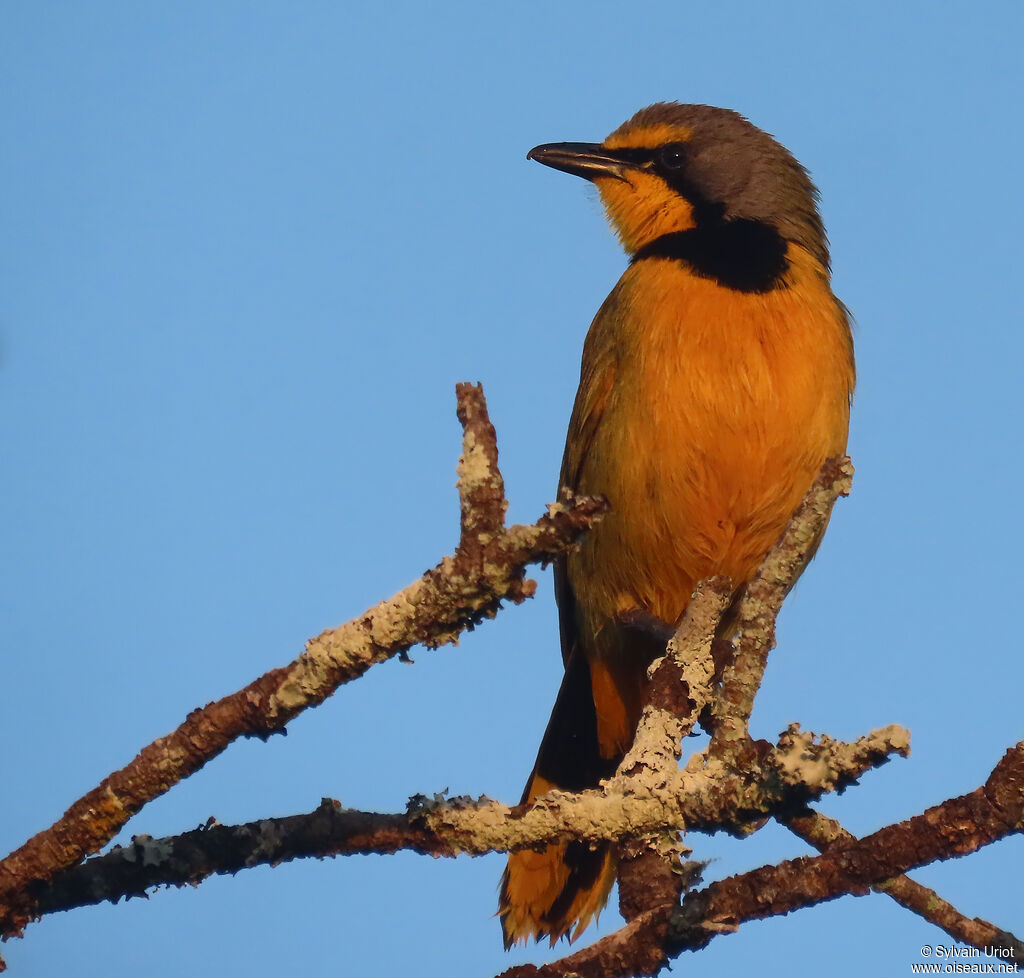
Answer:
656, 143, 687, 171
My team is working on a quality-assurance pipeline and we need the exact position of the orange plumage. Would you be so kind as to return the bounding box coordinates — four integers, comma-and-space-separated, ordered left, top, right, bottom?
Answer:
499, 103, 855, 948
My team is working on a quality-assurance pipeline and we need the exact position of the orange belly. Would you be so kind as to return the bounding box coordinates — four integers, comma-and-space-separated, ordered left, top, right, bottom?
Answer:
568, 244, 854, 667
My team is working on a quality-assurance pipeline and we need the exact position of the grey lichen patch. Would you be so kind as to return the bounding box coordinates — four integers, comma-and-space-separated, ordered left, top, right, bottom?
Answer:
649, 831, 693, 865
620, 710, 689, 788
873, 724, 911, 756
247, 820, 288, 867
126, 834, 175, 867
481, 559, 513, 582
267, 677, 317, 715
771, 723, 911, 792
269, 619, 377, 717
457, 430, 494, 487
773, 727, 834, 790
416, 785, 692, 857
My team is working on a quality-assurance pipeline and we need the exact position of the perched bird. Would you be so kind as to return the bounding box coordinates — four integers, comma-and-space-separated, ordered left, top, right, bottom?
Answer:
499, 103, 855, 947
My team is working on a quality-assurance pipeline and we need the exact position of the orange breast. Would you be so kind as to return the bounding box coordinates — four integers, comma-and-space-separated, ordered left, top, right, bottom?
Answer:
567, 244, 854, 646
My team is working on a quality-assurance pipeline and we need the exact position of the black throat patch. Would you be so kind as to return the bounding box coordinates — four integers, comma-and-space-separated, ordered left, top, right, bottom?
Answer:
632, 217, 790, 293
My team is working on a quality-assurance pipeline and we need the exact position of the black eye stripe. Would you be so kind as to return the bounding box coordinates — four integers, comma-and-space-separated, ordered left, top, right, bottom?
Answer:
606, 146, 657, 165
606, 143, 689, 172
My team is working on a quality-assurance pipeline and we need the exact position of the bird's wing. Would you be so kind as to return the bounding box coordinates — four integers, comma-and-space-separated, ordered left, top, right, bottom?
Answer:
554, 288, 621, 667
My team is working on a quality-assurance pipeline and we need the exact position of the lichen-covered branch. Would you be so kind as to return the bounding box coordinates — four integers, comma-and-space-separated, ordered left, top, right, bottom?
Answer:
498, 741, 1024, 978
30, 800, 455, 917
609, 578, 731, 955
619, 577, 731, 783
26, 722, 909, 922
709, 456, 854, 761
9, 414, 1016, 978
417, 723, 907, 856
670, 740, 1024, 949
0, 383, 607, 949
494, 455, 1023, 978
11, 452, 914, 978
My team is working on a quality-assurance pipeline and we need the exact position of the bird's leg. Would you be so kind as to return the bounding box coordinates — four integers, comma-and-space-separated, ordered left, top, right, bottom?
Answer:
615, 608, 675, 647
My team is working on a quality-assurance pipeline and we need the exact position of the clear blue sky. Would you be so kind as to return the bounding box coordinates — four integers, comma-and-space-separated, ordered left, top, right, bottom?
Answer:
3, 3, 1022, 976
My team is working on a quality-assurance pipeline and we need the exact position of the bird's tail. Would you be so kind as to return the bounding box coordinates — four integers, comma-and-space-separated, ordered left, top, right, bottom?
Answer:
498, 649, 634, 947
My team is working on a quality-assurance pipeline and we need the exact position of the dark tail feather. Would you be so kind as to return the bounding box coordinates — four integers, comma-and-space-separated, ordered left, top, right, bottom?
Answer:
498, 650, 621, 947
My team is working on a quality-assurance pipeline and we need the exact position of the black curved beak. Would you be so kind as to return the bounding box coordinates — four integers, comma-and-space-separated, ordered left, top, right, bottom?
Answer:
527, 142, 632, 182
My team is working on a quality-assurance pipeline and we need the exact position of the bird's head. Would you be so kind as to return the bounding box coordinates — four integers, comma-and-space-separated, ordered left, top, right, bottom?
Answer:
528, 102, 828, 272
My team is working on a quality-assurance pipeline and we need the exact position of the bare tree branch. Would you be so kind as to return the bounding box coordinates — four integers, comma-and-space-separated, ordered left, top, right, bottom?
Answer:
782, 808, 1024, 959
0, 383, 607, 950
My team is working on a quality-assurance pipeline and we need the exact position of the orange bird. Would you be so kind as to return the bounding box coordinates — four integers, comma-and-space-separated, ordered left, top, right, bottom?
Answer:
499, 103, 855, 947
